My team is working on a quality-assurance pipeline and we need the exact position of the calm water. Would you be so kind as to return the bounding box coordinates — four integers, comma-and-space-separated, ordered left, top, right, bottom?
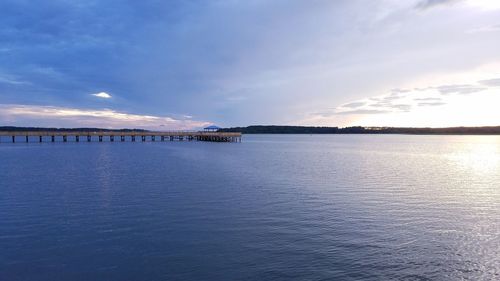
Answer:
0, 135, 499, 280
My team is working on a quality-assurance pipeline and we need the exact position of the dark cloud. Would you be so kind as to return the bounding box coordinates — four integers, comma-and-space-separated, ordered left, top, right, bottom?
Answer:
436, 84, 486, 95
339, 99, 412, 115
342, 101, 366, 108
415, 0, 461, 10
368, 99, 411, 111
478, 78, 500, 87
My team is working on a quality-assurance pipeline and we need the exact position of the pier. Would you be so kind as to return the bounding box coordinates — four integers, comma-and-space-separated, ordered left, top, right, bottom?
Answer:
0, 131, 242, 143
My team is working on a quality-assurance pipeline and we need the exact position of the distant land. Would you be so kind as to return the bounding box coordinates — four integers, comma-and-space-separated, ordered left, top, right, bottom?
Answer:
219, 125, 500, 135
2, 126, 500, 135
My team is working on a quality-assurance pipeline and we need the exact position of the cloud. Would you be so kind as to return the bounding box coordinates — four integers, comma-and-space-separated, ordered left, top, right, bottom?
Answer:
478, 78, 500, 87
370, 100, 410, 108
342, 102, 366, 108
417, 102, 447, 106
435, 84, 486, 95
389, 104, 412, 111
91, 92, 112, 99
331, 75, 500, 119
414, 0, 461, 10
0, 104, 210, 130
333, 89, 415, 116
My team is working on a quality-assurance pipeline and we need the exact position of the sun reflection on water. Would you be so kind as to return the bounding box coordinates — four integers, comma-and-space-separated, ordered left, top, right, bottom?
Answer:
449, 137, 500, 175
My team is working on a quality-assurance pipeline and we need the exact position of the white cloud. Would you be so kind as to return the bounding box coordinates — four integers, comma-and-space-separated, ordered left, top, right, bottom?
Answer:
91, 92, 112, 99
0, 104, 210, 130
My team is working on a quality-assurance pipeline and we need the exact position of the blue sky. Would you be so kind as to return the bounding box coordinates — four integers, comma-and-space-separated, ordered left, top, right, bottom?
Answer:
1, 0, 500, 129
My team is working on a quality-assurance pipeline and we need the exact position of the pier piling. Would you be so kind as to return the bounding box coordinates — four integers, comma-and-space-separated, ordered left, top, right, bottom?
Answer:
2, 131, 241, 144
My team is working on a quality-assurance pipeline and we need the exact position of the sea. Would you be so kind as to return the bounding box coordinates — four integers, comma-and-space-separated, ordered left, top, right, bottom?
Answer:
0, 134, 499, 280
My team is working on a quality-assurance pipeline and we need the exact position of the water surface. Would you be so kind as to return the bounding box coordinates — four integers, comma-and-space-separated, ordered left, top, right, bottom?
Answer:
1, 135, 499, 280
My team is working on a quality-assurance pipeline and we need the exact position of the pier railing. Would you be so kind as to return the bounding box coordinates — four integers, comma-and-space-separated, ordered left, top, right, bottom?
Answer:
0, 131, 242, 143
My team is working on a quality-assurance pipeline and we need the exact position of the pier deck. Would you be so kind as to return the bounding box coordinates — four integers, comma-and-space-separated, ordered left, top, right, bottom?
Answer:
0, 131, 241, 143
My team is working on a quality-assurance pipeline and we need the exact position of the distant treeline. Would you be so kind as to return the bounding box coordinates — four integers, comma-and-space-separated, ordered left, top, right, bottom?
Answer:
0, 126, 148, 132
219, 125, 500, 135
3, 125, 500, 135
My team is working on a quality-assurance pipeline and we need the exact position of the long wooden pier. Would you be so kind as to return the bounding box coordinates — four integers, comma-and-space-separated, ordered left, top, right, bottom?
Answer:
0, 131, 241, 143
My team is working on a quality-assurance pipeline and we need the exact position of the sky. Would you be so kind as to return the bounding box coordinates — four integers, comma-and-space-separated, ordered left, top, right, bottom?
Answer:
1, 0, 500, 130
